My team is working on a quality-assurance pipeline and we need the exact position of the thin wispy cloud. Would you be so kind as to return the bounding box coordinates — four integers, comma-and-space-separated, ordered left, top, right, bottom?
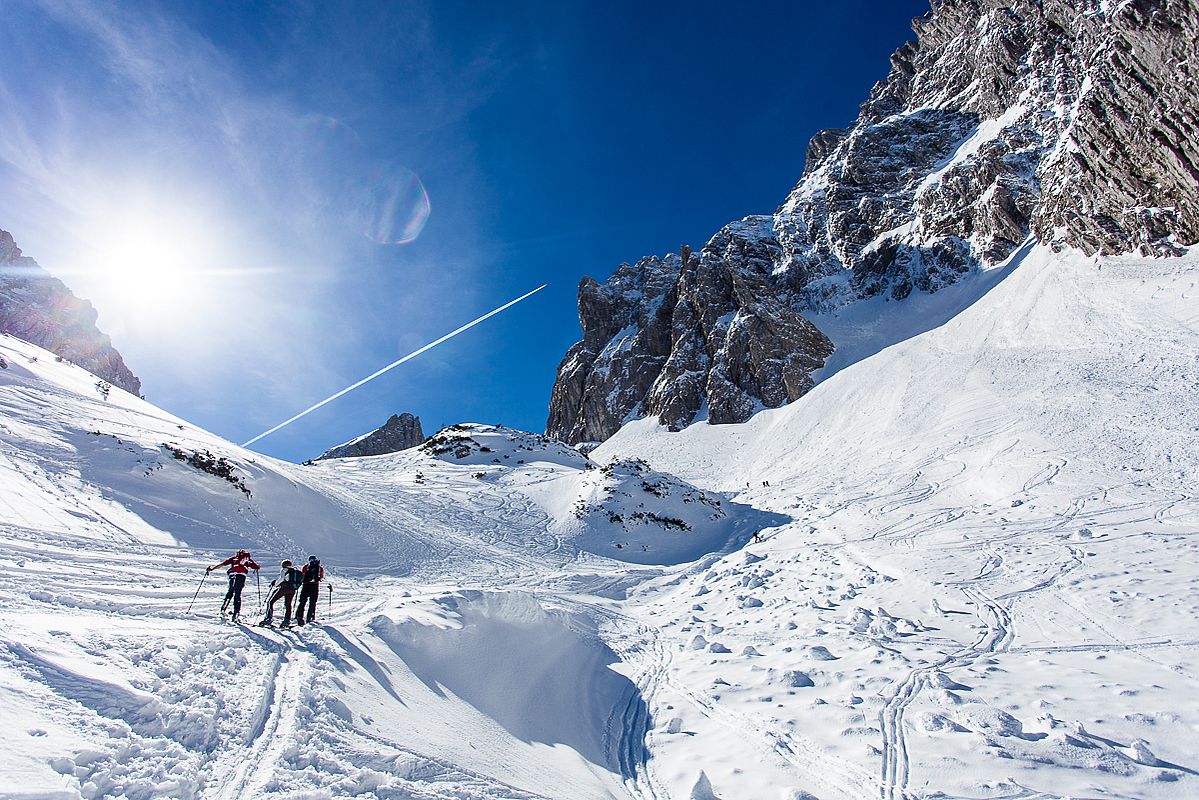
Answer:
0, 0, 513, 451
7, 0, 887, 460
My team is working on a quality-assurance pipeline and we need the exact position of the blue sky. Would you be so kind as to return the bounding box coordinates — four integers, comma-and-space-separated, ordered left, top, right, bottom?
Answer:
1, 0, 928, 462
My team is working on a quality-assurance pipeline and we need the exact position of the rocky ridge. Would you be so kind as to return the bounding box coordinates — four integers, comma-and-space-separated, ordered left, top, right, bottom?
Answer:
0, 229, 141, 395
548, 0, 1199, 444
316, 412, 425, 460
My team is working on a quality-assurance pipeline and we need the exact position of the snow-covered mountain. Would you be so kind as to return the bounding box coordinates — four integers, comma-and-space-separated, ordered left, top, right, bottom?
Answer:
0, 229, 141, 396
3, 239, 1197, 799
2, 2, 1198, 798
548, 0, 1199, 444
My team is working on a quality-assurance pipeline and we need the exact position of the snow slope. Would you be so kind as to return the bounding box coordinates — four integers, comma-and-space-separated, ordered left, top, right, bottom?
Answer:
2, 241, 1198, 800
0, 337, 768, 800
598, 244, 1199, 799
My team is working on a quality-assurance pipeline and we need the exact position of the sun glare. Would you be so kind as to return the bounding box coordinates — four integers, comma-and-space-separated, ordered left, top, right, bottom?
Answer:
97, 217, 194, 299
79, 206, 216, 316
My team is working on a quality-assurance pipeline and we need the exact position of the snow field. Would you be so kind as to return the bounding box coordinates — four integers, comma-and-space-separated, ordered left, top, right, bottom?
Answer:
598, 245, 1199, 798
0, 334, 755, 798
2, 241, 1198, 799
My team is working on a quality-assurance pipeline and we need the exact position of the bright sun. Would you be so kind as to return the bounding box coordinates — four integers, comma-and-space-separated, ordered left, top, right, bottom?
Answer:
87, 209, 206, 308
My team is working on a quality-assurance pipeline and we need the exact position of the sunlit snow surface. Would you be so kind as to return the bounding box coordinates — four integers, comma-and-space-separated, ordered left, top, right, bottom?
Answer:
1, 243, 1198, 799
598, 245, 1199, 799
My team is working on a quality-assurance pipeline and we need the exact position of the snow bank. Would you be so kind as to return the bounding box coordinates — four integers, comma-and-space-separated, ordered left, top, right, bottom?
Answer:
368, 591, 645, 773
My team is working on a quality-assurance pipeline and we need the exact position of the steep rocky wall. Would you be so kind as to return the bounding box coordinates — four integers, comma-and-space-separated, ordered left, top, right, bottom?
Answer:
0, 230, 142, 396
548, 0, 1198, 444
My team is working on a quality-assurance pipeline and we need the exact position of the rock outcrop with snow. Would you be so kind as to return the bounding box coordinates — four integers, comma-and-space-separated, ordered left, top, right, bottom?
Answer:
548, 0, 1199, 444
0, 229, 141, 395
315, 412, 425, 460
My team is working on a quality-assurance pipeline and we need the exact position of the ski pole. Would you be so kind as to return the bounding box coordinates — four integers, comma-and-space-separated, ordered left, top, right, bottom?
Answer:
186, 570, 209, 614
327, 583, 333, 614
256, 570, 262, 614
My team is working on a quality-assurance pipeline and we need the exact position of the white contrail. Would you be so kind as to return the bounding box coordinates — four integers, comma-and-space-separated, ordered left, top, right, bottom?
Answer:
242, 284, 547, 448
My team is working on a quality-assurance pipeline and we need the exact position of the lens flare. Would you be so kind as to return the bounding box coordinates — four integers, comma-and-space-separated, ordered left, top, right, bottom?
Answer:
292, 116, 429, 246
356, 163, 430, 245
297, 114, 362, 161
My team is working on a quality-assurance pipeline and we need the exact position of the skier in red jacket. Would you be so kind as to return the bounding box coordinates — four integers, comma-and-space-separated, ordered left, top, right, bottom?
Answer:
208, 549, 260, 622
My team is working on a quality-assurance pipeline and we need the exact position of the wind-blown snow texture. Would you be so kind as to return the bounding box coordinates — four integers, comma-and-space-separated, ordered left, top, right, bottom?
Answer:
548, 0, 1199, 444
3, 242, 1198, 799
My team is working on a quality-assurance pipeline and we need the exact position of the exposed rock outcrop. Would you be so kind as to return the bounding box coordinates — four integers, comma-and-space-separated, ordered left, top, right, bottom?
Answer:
549, 0, 1199, 444
316, 412, 425, 460
0, 229, 142, 395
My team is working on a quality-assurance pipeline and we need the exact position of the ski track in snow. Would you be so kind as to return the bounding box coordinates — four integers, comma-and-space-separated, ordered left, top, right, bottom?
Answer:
593, 247, 1199, 800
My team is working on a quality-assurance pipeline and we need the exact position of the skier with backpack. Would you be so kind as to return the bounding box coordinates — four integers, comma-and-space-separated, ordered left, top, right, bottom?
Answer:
295, 555, 325, 626
207, 549, 260, 622
259, 559, 303, 627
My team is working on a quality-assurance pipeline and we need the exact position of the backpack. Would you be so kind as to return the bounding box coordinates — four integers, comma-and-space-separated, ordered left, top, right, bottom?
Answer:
304, 560, 322, 583
285, 567, 303, 588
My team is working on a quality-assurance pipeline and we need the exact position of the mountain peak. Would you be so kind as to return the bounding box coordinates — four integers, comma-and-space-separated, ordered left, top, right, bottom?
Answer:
315, 411, 425, 460
547, 0, 1199, 445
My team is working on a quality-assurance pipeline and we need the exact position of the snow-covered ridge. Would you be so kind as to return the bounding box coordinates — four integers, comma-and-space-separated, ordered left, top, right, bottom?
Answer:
419, 422, 591, 468
411, 422, 783, 565
548, 0, 1199, 445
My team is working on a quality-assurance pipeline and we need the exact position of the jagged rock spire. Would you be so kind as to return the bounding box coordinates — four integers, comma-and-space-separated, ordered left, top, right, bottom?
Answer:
316, 412, 425, 460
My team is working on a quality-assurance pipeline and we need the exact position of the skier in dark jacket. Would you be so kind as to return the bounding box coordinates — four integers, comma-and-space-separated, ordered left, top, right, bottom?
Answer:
208, 549, 260, 622
260, 559, 302, 627
295, 555, 325, 626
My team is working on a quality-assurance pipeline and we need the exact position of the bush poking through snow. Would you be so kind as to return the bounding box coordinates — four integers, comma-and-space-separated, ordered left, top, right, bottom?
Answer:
419, 424, 588, 466
630, 510, 691, 531
162, 445, 252, 497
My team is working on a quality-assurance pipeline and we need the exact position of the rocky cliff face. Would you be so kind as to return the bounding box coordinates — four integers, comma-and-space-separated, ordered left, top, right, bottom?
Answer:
548, 0, 1199, 444
0, 230, 142, 396
316, 412, 425, 460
